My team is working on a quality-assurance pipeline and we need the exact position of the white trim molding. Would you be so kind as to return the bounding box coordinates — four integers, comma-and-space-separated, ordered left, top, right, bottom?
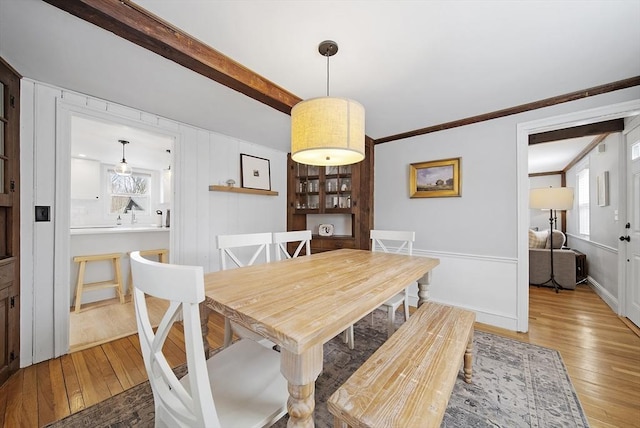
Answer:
516, 99, 640, 333
588, 276, 618, 313
409, 249, 519, 331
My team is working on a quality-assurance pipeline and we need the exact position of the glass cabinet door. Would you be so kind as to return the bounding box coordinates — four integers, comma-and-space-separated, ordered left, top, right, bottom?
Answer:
294, 163, 320, 210
325, 165, 352, 210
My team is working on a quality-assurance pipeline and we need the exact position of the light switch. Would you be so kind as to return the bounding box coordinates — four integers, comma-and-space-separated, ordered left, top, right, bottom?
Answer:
35, 206, 50, 222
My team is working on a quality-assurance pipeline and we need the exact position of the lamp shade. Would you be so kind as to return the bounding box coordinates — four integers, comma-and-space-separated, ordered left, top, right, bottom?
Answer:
115, 161, 132, 176
530, 187, 574, 210
291, 97, 365, 166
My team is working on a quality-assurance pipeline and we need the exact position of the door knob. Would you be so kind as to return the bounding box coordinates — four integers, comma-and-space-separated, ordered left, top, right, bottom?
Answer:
619, 235, 630, 242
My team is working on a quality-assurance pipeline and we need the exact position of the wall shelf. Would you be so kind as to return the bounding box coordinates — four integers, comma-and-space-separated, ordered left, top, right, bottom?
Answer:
209, 185, 278, 196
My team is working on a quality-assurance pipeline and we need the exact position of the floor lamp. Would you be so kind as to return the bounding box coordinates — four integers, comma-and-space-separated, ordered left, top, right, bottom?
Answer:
529, 187, 575, 293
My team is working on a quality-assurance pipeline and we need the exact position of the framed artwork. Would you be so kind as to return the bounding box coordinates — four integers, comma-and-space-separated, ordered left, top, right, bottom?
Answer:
596, 171, 609, 207
240, 153, 271, 191
409, 157, 461, 198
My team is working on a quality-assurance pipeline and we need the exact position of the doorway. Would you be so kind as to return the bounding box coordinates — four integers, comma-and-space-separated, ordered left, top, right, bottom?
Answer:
68, 114, 174, 351
517, 99, 640, 332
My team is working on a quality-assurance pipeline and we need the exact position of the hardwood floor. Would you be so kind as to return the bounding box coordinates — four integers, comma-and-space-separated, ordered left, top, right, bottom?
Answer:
69, 296, 169, 352
0, 284, 638, 427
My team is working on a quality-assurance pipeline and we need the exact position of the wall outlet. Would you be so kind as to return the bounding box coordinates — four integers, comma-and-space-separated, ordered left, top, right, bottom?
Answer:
35, 206, 50, 222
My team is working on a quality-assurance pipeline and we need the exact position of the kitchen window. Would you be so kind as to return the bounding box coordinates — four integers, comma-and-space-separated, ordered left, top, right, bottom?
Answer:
108, 170, 151, 215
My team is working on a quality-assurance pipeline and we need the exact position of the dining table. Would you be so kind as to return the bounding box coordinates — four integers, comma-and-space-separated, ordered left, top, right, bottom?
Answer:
203, 248, 440, 427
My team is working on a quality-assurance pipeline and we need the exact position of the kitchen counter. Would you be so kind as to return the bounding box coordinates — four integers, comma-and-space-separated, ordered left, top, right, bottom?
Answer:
70, 225, 169, 235
70, 226, 170, 305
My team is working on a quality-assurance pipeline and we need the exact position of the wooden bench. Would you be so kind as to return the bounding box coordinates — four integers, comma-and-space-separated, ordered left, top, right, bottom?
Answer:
328, 302, 475, 428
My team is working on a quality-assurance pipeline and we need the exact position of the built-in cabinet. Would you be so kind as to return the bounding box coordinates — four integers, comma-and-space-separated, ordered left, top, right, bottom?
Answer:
0, 58, 20, 386
287, 137, 374, 252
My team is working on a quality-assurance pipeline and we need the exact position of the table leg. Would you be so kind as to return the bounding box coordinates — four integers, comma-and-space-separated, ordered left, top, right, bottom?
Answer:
417, 270, 432, 307
464, 328, 473, 384
199, 302, 210, 359
281, 345, 324, 428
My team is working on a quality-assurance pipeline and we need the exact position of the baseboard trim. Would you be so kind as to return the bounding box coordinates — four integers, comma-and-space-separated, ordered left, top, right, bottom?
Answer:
588, 276, 618, 312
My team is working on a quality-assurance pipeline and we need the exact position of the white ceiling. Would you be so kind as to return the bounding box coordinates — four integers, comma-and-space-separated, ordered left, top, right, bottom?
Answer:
528, 137, 593, 174
71, 115, 174, 171
1, 0, 639, 172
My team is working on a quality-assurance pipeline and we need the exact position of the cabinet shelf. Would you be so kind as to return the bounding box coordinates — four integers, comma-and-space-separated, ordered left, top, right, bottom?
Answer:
287, 139, 373, 252
209, 185, 278, 196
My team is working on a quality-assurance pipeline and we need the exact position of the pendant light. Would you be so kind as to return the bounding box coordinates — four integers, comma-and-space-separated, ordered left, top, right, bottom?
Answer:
115, 139, 132, 176
291, 40, 365, 166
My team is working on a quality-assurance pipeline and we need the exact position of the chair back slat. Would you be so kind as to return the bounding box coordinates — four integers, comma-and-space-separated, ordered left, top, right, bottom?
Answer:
273, 230, 312, 261
217, 232, 272, 269
130, 251, 221, 427
370, 230, 415, 255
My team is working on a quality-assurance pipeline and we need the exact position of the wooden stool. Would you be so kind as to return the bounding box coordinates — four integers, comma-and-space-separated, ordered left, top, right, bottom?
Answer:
73, 253, 125, 313
128, 249, 169, 294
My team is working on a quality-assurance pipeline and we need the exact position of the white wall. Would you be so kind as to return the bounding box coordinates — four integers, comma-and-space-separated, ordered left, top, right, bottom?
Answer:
375, 89, 640, 331
566, 132, 621, 308
20, 80, 286, 365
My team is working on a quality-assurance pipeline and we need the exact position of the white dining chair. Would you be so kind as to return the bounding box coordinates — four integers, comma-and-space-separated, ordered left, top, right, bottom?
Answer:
371, 230, 415, 337
273, 230, 312, 261
130, 251, 288, 428
344, 229, 416, 347
217, 232, 275, 348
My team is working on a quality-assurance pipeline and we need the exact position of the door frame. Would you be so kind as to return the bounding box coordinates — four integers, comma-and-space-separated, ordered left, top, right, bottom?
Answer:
516, 99, 640, 332
53, 100, 180, 357
620, 114, 640, 323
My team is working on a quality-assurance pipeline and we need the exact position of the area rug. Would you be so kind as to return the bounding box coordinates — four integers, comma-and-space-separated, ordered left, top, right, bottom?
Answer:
47, 312, 589, 428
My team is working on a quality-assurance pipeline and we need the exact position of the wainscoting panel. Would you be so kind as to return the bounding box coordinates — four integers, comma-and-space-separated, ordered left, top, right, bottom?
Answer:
408, 249, 519, 331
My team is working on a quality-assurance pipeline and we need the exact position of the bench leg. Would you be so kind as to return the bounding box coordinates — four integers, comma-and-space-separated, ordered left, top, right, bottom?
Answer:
464, 328, 473, 384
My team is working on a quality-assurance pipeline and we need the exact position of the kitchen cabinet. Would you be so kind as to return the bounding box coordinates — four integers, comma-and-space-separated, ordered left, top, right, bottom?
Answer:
287, 137, 374, 252
71, 158, 101, 200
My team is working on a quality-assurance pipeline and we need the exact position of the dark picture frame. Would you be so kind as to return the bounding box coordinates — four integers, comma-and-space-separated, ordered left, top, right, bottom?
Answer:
409, 157, 461, 198
240, 153, 271, 191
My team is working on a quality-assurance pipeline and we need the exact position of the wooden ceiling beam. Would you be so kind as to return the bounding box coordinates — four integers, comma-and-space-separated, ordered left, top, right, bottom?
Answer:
529, 119, 624, 145
375, 76, 640, 145
40, 1, 640, 146
42, 0, 302, 115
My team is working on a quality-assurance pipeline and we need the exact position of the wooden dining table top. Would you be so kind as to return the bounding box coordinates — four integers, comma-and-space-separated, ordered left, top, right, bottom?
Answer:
203, 248, 440, 355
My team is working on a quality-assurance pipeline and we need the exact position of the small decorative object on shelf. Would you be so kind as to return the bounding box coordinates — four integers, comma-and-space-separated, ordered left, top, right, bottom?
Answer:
226, 179, 236, 187
319, 224, 335, 237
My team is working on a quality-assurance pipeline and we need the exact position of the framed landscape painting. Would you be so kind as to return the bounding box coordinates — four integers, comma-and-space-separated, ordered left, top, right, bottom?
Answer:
410, 157, 461, 198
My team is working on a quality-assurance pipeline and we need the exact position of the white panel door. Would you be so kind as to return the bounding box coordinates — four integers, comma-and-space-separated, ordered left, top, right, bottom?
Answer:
625, 122, 640, 327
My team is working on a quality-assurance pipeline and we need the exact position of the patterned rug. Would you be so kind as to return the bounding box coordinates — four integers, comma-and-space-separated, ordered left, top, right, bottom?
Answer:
47, 312, 589, 427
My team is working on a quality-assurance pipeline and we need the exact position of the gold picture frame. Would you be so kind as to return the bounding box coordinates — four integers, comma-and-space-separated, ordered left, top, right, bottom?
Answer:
410, 157, 461, 198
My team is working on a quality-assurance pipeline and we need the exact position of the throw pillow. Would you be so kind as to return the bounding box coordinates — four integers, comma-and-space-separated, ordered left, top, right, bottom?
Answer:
545, 229, 566, 249
529, 229, 548, 248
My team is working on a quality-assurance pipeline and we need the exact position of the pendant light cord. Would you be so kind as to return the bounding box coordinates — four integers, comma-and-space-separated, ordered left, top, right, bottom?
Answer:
326, 51, 330, 97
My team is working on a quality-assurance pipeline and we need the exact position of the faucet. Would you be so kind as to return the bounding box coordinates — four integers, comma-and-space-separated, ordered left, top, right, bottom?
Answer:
128, 208, 137, 224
